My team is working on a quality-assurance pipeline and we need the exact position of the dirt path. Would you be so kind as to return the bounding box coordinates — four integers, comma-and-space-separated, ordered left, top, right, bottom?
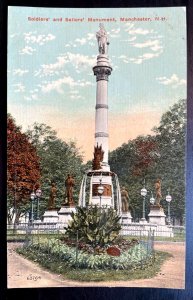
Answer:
7, 242, 185, 289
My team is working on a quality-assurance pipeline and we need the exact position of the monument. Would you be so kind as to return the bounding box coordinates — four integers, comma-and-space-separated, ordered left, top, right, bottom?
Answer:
121, 186, 132, 224
79, 24, 122, 213
42, 182, 59, 223
58, 174, 76, 226
148, 179, 166, 225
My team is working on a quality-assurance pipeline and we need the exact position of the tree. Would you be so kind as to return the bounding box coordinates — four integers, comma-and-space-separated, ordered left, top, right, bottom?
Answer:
26, 123, 84, 216
7, 115, 41, 224
153, 99, 186, 222
108, 99, 186, 222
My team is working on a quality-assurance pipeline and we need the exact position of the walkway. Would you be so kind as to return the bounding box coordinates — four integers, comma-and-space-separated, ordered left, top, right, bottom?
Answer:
7, 242, 185, 289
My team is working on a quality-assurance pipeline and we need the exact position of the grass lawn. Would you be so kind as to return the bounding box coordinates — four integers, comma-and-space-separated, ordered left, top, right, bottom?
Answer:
16, 246, 172, 282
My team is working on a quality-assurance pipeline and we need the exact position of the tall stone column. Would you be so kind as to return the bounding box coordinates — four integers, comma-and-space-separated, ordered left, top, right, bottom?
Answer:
79, 24, 122, 213
93, 55, 112, 171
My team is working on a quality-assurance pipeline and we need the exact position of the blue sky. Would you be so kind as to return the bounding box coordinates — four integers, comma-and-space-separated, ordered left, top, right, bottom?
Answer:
8, 7, 186, 161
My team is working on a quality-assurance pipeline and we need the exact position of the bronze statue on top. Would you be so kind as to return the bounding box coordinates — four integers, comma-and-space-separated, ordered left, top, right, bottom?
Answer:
48, 181, 57, 209
155, 178, 162, 205
65, 174, 75, 206
121, 186, 129, 212
92, 143, 104, 170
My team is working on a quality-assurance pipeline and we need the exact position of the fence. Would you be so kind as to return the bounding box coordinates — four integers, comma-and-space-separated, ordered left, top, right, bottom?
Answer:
7, 222, 185, 239
14, 228, 155, 270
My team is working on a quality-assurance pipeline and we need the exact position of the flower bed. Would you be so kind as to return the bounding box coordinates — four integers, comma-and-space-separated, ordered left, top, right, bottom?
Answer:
26, 237, 153, 270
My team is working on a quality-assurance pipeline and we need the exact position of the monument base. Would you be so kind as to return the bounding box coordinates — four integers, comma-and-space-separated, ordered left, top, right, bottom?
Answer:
42, 209, 59, 223
148, 205, 166, 225
58, 206, 76, 227
139, 218, 148, 224
121, 211, 132, 225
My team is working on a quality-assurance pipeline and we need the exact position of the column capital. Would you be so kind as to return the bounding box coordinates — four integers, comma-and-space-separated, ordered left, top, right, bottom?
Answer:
93, 65, 112, 81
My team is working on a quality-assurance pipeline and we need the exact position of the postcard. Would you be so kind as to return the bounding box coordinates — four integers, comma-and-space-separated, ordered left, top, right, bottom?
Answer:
7, 6, 186, 289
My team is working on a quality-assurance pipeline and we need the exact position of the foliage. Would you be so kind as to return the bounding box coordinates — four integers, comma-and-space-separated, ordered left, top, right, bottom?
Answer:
7, 115, 41, 224
152, 99, 186, 221
26, 123, 84, 215
25, 237, 151, 270
17, 244, 172, 282
65, 205, 121, 248
109, 99, 186, 222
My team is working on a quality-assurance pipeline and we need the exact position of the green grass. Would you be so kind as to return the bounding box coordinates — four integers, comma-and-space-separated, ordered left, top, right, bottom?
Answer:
7, 233, 61, 242
123, 235, 185, 243
16, 246, 172, 282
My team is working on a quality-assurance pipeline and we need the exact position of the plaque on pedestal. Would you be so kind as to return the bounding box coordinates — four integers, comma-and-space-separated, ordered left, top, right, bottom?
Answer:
148, 204, 166, 225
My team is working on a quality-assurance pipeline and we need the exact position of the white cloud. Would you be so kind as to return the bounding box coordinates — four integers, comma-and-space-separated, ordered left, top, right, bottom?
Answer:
70, 94, 84, 100
24, 32, 55, 45
156, 74, 186, 88
75, 38, 87, 45
34, 56, 69, 77
41, 76, 93, 93
13, 83, 25, 93
124, 23, 135, 31
65, 32, 95, 49
87, 33, 95, 40
127, 28, 151, 35
130, 50, 163, 64
24, 93, 38, 101
121, 37, 137, 42
35, 52, 96, 78
13, 69, 29, 76
19, 46, 36, 55
131, 39, 163, 51
118, 55, 128, 59
10, 33, 20, 38
111, 28, 120, 34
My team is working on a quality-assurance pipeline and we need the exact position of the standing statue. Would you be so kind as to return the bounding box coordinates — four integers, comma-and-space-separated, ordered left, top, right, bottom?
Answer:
155, 179, 162, 205
96, 23, 109, 55
121, 186, 129, 212
65, 174, 75, 206
48, 181, 57, 209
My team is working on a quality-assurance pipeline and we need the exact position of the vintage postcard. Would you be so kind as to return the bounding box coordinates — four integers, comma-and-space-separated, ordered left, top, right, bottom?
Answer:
7, 6, 186, 289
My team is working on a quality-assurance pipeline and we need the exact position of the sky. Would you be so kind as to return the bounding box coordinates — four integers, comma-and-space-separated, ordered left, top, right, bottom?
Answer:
8, 7, 187, 162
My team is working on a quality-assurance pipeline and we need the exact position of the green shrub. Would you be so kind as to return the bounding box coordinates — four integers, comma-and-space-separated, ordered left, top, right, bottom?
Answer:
27, 237, 151, 270
65, 205, 121, 248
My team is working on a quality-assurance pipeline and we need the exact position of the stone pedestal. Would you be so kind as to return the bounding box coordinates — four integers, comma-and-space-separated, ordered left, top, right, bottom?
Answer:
42, 209, 59, 223
139, 218, 148, 224
148, 205, 166, 225
58, 206, 76, 227
121, 211, 132, 225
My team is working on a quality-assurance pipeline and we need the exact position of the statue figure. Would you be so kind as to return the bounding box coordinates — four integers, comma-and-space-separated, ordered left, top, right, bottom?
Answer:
121, 186, 129, 212
96, 23, 109, 55
65, 174, 75, 206
48, 182, 57, 209
155, 179, 162, 205
92, 143, 104, 170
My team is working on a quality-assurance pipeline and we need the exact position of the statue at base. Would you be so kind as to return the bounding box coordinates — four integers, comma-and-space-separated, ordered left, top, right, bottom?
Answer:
155, 178, 162, 205
48, 182, 57, 209
65, 174, 75, 206
121, 186, 130, 212
92, 143, 104, 170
